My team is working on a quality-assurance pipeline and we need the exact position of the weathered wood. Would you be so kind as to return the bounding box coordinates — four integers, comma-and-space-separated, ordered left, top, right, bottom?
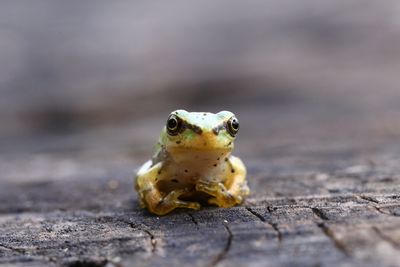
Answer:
1, 129, 399, 267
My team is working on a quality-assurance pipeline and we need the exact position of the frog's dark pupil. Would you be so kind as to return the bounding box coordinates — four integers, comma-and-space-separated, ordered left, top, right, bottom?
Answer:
231, 119, 239, 130
226, 117, 239, 137
168, 118, 178, 129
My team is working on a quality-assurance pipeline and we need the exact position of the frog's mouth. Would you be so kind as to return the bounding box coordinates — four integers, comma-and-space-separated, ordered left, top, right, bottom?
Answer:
167, 138, 233, 152
167, 147, 232, 164
167, 146, 232, 154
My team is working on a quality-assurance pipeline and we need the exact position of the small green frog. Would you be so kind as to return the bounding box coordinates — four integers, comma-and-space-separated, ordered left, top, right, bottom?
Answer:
135, 110, 249, 215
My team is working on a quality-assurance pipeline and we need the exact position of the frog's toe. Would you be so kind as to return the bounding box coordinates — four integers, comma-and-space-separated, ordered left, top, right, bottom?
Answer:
187, 201, 201, 210
207, 197, 219, 206
164, 188, 190, 201
148, 198, 200, 215
208, 197, 231, 208
175, 200, 201, 210
208, 194, 239, 208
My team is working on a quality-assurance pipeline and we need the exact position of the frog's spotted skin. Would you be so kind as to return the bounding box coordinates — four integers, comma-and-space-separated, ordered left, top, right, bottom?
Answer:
135, 110, 249, 215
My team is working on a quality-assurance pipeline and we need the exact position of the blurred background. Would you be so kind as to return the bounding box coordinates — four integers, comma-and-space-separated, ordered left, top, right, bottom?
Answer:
1, 0, 400, 183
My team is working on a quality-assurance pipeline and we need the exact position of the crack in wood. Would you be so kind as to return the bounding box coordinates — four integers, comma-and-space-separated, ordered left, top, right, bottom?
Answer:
246, 207, 282, 243
372, 226, 400, 250
0, 243, 26, 254
315, 222, 351, 257
358, 196, 400, 217
311, 207, 351, 257
208, 222, 233, 267
128, 222, 157, 254
187, 212, 199, 230
142, 229, 157, 254
379, 207, 400, 217
359, 195, 380, 204
311, 207, 329, 220
374, 206, 390, 215
248, 193, 400, 207
266, 206, 277, 213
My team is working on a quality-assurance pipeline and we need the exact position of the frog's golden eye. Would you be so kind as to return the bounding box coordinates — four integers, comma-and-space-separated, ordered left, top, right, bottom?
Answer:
226, 116, 239, 137
166, 114, 182, 135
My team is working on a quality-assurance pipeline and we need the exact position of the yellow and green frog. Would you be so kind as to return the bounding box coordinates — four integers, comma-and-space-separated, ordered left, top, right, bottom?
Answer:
135, 110, 249, 215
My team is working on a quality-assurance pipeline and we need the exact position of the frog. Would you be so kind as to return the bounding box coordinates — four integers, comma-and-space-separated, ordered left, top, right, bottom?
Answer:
135, 109, 249, 215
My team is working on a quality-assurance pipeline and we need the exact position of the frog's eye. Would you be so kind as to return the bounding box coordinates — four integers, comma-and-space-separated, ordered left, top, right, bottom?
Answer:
166, 114, 182, 135
226, 116, 239, 137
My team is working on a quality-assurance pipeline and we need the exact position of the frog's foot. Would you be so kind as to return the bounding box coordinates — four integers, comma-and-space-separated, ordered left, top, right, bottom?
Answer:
146, 188, 201, 216
196, 181, 241, 208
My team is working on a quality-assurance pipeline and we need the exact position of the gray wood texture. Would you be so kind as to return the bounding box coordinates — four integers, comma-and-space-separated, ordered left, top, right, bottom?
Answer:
1, 96, 400, 267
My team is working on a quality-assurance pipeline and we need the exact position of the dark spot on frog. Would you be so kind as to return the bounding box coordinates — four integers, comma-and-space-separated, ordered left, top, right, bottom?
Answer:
217, 157, 220, 160
184, 121, 203, 135
176, 140, 181, 144
157, 170, 161, 175
184, 169, 188, 173
226, 141, 232, 147
171, 179, 179, 183
225, 158, 229, 162
213, 164, 217, 167
231, 168, 235, 173
203, 113, 207, 116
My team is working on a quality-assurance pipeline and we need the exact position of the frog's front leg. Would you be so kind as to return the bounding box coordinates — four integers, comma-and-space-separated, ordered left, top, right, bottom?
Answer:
196, 156, 249, 208
136, 161, 201, 215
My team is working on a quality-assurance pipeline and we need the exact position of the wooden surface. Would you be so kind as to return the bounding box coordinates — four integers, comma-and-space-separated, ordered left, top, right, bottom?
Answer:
1, 93, 400, 267
1, 1, 400, 266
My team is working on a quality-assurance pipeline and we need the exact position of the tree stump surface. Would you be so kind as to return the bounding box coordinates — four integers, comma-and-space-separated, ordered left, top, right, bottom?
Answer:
1, 96, 400, 267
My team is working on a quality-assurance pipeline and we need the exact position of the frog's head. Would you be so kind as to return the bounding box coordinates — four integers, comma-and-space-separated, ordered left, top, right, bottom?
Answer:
161, 109, 239, 154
